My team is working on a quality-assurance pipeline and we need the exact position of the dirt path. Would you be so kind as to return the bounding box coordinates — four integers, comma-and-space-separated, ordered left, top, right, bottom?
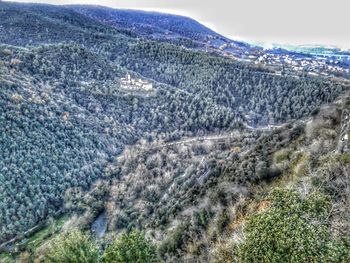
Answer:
337, 109, 350, 153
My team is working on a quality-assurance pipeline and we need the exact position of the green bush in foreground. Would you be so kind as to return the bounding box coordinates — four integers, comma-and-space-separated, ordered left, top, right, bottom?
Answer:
238, 189, 350, 263
101, 230, 157, 263
43, 230, 99, 263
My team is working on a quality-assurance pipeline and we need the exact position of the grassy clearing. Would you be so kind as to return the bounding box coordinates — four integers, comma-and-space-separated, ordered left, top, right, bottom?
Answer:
26, 216, 68, 248
0, 215, 69, 263
271, 151, 309, 188
0, 252, 15, 263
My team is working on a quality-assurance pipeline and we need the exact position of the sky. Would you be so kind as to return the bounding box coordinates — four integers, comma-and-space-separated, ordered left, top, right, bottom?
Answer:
7, 0, 350, 49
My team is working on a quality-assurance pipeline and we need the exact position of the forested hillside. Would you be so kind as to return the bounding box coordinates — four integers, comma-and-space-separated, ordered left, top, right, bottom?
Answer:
0, 2, 349, 262
69, 5, 222, 43
98, 99, 350, 262
69, 5, 350, 79
0, 42, 239, 242
9, 95, 350, 263
68, 5, 263, 61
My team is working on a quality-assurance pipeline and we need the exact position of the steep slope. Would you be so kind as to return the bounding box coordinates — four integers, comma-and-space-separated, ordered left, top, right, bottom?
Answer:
69, 5, 222, 42
0, 45, 121, 242
79, 97, 350, 262
4, 93, 350, 262
1, 3, 348, 126
0, 2, 129, 47
68, 5, 255, 57
0, 43, 237, 243
68, 4, 254, 54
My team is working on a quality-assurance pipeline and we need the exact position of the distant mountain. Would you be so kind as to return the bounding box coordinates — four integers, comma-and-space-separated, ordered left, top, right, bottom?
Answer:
68, 5, 252, 51
271, 44, 350, 57
68, 5, 350, 77
69, 5, 220, 41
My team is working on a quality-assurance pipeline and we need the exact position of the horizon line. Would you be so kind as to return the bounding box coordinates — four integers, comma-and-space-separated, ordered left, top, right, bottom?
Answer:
2, 0, 350, 51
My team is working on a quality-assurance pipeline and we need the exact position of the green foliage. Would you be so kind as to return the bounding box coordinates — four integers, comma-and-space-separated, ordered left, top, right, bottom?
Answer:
216, 209, 230, 234
101, 230, 157, 263
194, 209, 212, 231
237, 189, 349, 263
0, 1, 349, 246
123, 41, 347, 125
273, 149, 291, 164
43, 230, 99, 263
212, 241, 239, 263
158, 223, 189, 258
337, 153, 350, 164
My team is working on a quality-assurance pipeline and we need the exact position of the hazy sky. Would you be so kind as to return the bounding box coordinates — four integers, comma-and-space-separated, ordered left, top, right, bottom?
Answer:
8, 0, 350, 49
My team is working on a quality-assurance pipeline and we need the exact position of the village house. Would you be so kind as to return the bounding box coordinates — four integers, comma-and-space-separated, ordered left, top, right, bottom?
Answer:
120, 74, 153, 91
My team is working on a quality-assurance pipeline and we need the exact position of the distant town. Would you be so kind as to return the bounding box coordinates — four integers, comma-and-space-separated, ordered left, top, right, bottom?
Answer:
205, 39, 350, 78
252, 51, 350, 77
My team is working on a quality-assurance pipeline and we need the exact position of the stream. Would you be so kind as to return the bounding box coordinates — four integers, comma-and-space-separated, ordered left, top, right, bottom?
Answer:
91, 211, 107, 238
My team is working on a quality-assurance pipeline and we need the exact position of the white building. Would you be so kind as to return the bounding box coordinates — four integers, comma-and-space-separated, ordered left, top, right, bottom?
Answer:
120, 74, 153, 91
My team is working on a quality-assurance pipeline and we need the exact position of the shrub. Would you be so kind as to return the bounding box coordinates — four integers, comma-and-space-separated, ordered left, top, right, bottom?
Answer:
237, 189, 349, 263
216, 209, 230, 234
337, 153, 350, 164
158, 223, 190, 258
273, 149, 291, 164
212, 241, 239, 263
43, 230, 99, 263
101, 230, 157, 263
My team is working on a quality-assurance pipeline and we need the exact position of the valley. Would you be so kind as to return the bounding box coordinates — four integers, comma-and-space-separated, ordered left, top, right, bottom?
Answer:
0, 2, 349, 262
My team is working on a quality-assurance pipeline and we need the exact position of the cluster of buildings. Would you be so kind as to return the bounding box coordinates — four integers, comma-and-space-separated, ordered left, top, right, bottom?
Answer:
253, 53, 350, 76
120, 74, 153, 91
206, 39, 350, 78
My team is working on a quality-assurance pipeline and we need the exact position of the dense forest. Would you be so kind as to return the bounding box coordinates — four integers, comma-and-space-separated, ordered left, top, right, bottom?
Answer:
0, 2, 350, 262
0, 43, 238, 242
0, 1, 349, 243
